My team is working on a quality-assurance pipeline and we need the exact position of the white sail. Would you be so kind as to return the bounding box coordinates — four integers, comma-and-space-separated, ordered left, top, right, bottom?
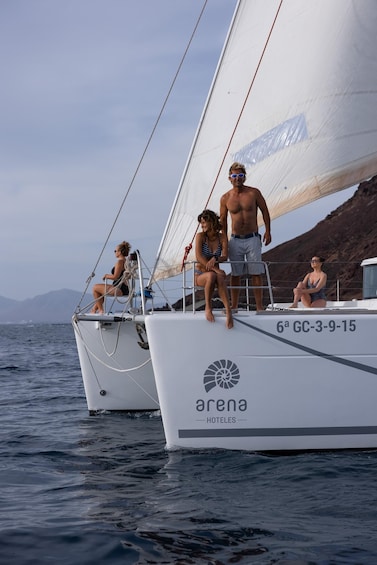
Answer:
152, 0, 377, 281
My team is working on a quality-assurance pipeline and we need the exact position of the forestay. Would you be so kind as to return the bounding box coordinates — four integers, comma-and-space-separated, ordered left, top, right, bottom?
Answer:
151, 0, 377, 282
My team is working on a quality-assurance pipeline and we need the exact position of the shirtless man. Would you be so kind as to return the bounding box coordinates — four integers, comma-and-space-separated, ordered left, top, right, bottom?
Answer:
220, 162, 271, 311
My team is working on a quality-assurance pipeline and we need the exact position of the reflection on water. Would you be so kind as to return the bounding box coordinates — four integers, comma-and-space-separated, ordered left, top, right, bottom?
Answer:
76, 414, 377, 564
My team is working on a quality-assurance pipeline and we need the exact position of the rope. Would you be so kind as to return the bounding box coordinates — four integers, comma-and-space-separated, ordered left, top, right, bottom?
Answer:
72, 318, 159, 405
181, 0, 284, 266
181, 243, 192, 272
75, 0, 210, 311
72, 316, 152, 374
98, 316, 123, 357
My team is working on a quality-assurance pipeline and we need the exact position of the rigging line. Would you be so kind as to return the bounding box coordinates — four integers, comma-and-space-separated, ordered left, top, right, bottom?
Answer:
185, 0, 285, 253
76, 0, 210, 309
138, 254, 175, 309
73, 317, 153, 374
74, 318, 158, 404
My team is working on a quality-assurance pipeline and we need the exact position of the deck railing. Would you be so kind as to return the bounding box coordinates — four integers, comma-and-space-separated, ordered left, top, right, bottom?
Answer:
181, 260, 364, 312
182, 260, 275, 313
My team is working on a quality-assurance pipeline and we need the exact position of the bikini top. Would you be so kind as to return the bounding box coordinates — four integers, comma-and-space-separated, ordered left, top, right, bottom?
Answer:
202, 235, 222, 260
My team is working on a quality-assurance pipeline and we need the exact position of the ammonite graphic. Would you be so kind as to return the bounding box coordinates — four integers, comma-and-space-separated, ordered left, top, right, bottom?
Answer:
203, 359, 240, 392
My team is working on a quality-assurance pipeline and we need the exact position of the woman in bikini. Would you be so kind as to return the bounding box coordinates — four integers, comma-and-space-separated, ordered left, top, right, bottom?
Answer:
91, 241, 131, 314
195, 210, 233, 329
290, 256, 327, 308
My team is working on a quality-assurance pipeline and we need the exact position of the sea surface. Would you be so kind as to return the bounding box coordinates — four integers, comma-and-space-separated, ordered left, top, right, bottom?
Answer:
1, 323, 377, 565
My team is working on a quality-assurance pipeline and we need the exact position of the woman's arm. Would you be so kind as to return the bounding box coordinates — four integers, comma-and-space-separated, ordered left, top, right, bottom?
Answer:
195, 233, 206, 268
298, 274, 310, 293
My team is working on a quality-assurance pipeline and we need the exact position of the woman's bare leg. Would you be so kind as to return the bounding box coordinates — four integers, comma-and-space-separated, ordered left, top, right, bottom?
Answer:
216, 272, 233, 329
310, 299, 326, 308
204, 276, 216, 322
290, 282, 305, 308
196, 272, 216, 322
300, 294, 312, 308
91, 283, 108, 314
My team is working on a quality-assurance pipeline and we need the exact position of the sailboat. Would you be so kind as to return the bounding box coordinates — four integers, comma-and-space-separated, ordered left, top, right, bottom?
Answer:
72, 252, 160, 413
74, 0, 377, 451
145, 0, 377, 451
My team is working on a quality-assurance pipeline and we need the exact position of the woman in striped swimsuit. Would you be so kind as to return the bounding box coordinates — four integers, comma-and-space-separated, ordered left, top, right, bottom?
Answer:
195, 210, 233, 329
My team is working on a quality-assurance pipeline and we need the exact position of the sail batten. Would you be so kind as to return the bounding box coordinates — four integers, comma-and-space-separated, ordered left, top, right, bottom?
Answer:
152, 0, 377, 282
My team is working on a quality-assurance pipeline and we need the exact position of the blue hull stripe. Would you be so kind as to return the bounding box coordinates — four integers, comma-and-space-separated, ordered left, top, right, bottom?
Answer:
179, 426, 377, 438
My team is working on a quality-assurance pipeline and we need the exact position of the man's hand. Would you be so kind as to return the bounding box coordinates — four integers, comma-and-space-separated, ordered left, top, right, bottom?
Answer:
263, 232, 272, 245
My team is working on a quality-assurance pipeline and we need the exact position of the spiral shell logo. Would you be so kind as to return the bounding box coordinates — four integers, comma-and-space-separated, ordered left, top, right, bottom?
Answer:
203, 359, 240, 392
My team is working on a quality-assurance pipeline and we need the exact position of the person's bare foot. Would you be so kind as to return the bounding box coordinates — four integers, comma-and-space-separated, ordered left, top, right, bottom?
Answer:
90, 308, 104, 314
289, 304, 298, 309
226, 312, 233, 329
205, 308, 215, 323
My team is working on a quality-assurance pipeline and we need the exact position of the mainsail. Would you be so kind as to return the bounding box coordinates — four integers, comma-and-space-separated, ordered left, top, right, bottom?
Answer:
152, 0, 377, 282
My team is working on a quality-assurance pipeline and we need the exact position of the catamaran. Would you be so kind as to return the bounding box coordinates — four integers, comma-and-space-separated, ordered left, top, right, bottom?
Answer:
74, 0, 377, 451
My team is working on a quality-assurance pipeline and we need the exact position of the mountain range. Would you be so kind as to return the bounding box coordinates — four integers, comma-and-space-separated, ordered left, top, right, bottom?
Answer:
0, 289, 91, 324
1, 176, 376, 323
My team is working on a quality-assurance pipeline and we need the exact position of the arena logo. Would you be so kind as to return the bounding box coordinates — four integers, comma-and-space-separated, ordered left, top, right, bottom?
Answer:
196, 359, 247, 413
203, 359, 240, 392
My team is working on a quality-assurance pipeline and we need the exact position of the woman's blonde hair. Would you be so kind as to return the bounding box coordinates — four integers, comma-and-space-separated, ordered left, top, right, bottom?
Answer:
117, 241, 131, 257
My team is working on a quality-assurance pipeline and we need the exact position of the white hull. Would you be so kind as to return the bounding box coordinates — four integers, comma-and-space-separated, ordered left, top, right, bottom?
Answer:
146, 306, 377, 452
73, 315, 159, 413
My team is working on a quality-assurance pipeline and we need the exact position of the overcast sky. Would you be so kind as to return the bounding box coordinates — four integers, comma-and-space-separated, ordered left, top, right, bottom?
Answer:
1, 0, 354, 301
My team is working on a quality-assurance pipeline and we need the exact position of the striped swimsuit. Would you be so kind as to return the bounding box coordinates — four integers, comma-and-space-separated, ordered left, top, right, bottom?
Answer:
195, 235, 222, 274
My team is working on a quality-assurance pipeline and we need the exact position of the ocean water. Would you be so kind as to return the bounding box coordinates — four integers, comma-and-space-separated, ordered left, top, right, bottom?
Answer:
1, 324, 377, 565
